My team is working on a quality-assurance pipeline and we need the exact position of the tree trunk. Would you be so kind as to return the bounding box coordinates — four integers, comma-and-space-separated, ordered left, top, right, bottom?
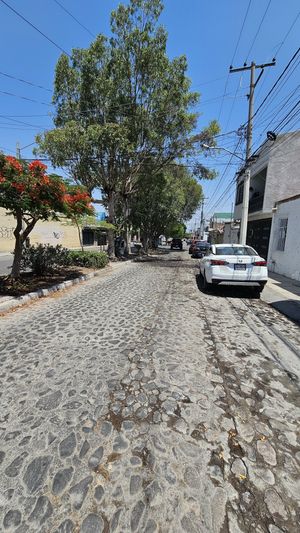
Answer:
11, 210, 23, 279
107, 191, 116, 259
75, 219, 84, 252
11, 211, 37, 279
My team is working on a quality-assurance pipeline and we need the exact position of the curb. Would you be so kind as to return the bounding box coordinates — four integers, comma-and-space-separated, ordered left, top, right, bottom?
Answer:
0, 261, 131, 314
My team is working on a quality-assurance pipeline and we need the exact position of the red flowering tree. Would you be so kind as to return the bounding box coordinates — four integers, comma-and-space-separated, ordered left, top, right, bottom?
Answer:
0, 154, 93, 278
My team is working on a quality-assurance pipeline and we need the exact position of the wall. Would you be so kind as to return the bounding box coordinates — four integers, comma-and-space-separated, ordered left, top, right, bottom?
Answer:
234, 131, 300, 220
223, 222, 239, 244
0, 208, 81, 253
268, 196, 300, 282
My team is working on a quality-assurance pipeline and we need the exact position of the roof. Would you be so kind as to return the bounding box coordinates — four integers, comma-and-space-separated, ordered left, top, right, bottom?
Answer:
213, 212, 232, 220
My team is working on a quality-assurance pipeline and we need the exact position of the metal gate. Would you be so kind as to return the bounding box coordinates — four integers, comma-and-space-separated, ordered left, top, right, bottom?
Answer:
246, 218, 272, 259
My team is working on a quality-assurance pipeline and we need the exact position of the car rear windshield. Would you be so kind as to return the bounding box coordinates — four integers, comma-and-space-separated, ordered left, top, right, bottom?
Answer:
215, 246, 258, 256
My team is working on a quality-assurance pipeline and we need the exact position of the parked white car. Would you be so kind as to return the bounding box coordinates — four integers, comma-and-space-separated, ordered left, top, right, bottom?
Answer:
199, 244, 268, 296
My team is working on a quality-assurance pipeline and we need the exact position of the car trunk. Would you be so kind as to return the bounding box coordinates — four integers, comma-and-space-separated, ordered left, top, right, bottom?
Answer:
214, 255, 263, 281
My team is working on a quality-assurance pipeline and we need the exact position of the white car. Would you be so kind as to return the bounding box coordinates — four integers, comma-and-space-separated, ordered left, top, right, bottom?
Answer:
199, 244, 268, 296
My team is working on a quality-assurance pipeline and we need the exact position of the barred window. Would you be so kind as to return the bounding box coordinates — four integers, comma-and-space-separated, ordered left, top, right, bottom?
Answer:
235, 182, 244, 205
277, 218, 288, 251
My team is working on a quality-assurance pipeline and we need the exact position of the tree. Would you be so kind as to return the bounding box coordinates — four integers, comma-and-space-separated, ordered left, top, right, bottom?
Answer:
0, 154, 93, 278
130, 164, 202, 249
36, 0, 217, 257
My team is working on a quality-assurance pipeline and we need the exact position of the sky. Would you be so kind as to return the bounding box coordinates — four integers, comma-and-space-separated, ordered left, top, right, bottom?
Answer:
0, 0, 299, 228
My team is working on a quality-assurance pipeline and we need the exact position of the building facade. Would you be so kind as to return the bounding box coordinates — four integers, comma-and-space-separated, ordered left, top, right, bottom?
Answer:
234, 131, 300, 258
0, 208, 107, 253
267, 194, 300, 282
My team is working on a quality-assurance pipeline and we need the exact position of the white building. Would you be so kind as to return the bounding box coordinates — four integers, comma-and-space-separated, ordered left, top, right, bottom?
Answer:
234, 131, 300, 259
267, 194, 300, 282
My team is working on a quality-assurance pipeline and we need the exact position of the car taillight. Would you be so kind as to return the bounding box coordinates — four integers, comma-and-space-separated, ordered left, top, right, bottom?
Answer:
253, 260, 267, 266
210, 259, 228, 265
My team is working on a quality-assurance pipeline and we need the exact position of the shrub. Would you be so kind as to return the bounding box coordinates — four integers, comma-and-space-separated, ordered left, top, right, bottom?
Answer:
20, 244, 69, 276
66, 250, 109, 269
20, 245, 109, 275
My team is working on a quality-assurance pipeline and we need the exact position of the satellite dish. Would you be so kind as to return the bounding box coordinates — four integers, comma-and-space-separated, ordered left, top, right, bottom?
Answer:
267, 131, 277, 141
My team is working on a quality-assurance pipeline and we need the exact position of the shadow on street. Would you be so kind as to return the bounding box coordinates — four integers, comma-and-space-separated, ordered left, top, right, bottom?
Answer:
195, 273, 260, 300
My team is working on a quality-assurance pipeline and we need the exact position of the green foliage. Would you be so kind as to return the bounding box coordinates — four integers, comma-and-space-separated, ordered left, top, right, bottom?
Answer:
21, 245, 69, 276
20, 245, 109, 274
35, 0, 202, 227
130, 163, 202, 244
166, 222, 186, 239
66, 250, 109, 269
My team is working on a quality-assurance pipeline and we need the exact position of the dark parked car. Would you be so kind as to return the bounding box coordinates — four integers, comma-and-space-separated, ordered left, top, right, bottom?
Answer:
171, 238, 183, 250
189, 240, 200, 254
191, 241, 209, 258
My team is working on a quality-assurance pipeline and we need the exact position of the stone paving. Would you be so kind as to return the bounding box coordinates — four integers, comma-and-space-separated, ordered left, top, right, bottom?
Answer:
0, 253, 299, 532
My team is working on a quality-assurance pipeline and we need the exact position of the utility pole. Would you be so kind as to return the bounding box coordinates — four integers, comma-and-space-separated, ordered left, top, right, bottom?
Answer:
230, 59, 275, 244
16, 141, 21, 160
200, 197, 209, 239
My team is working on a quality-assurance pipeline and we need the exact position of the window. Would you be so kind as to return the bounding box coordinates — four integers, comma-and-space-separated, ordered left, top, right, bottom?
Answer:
235, 182, 244, 205
216, 246, 258, 256
277, 218, 288, 251
82, 228, 95, 246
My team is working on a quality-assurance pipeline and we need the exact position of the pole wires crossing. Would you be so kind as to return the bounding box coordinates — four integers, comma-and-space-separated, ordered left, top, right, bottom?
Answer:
0, 0, 71, 57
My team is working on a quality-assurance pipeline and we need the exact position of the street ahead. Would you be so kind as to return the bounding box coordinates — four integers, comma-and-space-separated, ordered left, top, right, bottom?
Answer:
0, 251, 299, 532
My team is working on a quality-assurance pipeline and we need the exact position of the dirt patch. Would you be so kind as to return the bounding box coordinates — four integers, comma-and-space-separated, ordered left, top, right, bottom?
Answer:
0, 267, 97, 297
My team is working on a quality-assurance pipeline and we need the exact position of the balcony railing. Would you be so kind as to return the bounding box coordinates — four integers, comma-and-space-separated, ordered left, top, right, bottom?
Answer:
248, 195, 264, 213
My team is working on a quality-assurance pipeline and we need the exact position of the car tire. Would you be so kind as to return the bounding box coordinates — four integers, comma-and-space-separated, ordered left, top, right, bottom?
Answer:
252, 286, 262, 298
201, 271, 211, 293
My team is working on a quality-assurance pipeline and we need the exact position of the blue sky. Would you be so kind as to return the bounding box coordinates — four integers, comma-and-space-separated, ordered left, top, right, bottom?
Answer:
0, 0, 299, 227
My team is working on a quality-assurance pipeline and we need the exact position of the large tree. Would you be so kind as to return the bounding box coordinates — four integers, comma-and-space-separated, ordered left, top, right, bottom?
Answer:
36, 0, 218, 257
0, 154, 92, 278
130, 164, 203, 249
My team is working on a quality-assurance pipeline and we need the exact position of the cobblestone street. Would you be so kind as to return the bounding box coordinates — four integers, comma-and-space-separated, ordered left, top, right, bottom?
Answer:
0, 251, 299, 533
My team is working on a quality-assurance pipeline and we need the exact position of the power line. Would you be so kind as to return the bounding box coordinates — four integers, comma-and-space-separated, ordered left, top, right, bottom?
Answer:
273, 100, 300, 131
0, 0, 71, 58
245, 0, 272, 63
0, 114, 49, 128
0, 70, 52, 92
52, 0, 95, 39
204, 138, 243, 213
251, 47, 300, 122
218, 0, 252, 121
0, 89, 52, 106
231, 0, 253, 66
275, 10, 300, 57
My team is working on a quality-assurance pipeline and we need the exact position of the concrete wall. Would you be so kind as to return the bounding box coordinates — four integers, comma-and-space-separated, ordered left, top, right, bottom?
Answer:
234, 131, 300, 221
223, 222, 239, 243
268, 196, 300, 282
0, 208, 81, 253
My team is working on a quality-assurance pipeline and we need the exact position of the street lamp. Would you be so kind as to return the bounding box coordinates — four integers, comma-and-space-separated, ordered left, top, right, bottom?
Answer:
201, 143, 249, 245
201, 143, 244, 161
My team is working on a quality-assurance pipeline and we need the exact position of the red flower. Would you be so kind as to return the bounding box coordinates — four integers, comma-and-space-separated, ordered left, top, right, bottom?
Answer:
0, 175, 5, 183
28, 160, 47, 172
11, 182, 25, 193
41, 175, 50, 185
63, 193, 73, 204
5, 156, 23, 173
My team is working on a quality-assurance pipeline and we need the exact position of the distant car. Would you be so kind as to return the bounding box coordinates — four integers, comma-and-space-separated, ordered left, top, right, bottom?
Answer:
199, 244, 268, 296
191, 241, 210, 258
189, 240, 200, 254
171, 238, 183, 250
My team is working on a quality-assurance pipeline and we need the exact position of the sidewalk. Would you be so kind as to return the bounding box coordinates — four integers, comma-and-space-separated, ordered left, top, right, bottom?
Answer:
261, 271, 300, 324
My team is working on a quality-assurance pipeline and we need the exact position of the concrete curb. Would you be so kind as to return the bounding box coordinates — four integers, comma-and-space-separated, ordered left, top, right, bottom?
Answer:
0, 261, 131, 314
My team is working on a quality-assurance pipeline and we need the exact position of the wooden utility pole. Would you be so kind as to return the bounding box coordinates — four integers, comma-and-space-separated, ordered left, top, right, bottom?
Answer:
230, 59, 276, 244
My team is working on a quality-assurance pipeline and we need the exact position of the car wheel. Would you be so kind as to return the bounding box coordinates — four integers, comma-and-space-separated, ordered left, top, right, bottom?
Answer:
201, 271, 210, 292
252, 286, 262, 298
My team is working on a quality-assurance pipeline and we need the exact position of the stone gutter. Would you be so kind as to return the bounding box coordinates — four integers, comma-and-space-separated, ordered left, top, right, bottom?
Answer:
0, 262, 130, 314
